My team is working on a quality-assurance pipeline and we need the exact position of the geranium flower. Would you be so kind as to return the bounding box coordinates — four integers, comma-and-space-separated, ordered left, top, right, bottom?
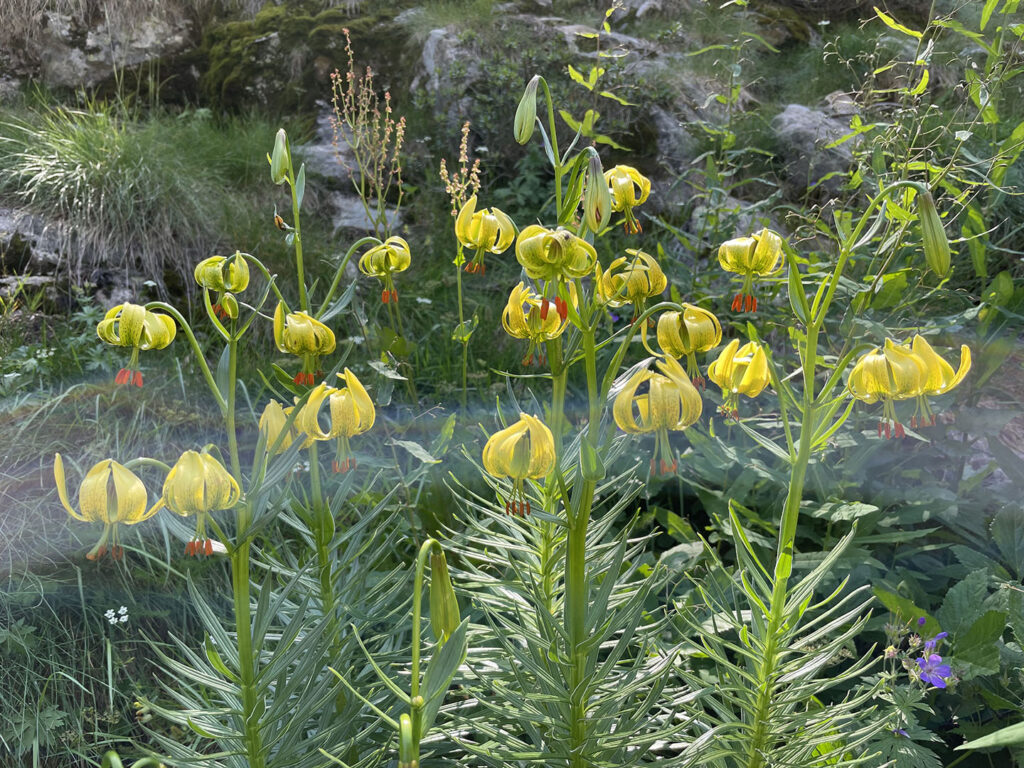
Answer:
96, 303, 176, 387
916, 653, 952, 688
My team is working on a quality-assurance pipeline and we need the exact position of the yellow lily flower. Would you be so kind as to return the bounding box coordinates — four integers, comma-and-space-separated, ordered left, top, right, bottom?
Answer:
194, 252, 249, 319
296, 368, 375, 473
848, 338, 927, 438
455, 194, 516, 275
595, 249, 667, 320
707, 339, 770, 419
359, 236, 412, 304
482, 413, 555, 516
55, 454, 161, 560
96, 303, 176, 387
259, 400, 304, 455
656, 304, 722, 387
162, 449, 241, 556
516, 222, 596, 279
273, 302, 336, 386
502, 281, 573, 366
603, 165, 651, 234
717, 228, 784, 313
613, 355, 702, 475
910, 335, 971, 428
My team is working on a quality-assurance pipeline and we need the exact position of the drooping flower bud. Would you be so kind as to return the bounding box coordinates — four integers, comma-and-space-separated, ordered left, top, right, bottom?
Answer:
514, 75, 541, 145
269, 128, 290, 185
918, 191, 951, 278
582, 152, 612, 234
429, 547, 460, 645
220, 293, 239, 320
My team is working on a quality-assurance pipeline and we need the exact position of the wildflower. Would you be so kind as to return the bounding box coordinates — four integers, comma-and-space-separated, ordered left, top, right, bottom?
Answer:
613, 355, 702, 475
916, 653, 952, 688
259, 400, 303, 455
515, 225, 597, 320
848, 339, 927, 438
273, 303, 336, 386
54, 454, 160, 561
514, 75, 540, 144
604, 165, 651, 234
582, 152, 612, 234
358, 236, 412, 304
501, 281, 571, 366
707, 339, 770, 419
656, 304, 723, 387
595, 249, 667, 321
162, 450, 241, 556
455, 195, 516, 274
482, 413, 555, 516
924, 631, 948, 652
296, 369, 375, 473
96, 303, 176, 387
909, 335, 971, 427
269, 128, 290, 185
194, 252, 250, 319
884, 645, 898, 659
717, 229, 784, 313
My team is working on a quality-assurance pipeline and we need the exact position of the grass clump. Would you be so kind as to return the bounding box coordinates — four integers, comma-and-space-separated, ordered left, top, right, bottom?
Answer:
0, 100, 284, 288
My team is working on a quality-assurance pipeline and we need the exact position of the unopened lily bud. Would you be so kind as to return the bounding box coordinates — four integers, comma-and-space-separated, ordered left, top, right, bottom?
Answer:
429, 547, 460, 645
583, 152, 612, 234
269, 128, 290, 185
918, 191, 951, 278
220, 292, 239, 320
398, 713, 416, 768
514, 75, 540, 144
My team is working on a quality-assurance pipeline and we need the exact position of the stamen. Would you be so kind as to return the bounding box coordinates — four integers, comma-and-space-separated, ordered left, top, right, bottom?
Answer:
133, 371, 143, 387
382, 289, 390, 304
390, 290, 398, 303
731, 294, 743, 312
540, 301, 550, 321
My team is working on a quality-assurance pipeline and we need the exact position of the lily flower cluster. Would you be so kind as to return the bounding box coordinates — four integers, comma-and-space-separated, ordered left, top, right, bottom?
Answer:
848, 335, 971, 438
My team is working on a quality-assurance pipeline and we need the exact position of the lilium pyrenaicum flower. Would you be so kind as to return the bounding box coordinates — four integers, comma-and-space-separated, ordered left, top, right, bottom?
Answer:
482, 413, 554, 516
162, 449, 240, 556
55, 454, 161, 560
96, 303, 176, 387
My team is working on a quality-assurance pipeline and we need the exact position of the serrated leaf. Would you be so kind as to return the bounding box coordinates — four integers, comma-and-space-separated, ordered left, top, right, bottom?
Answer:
937, 570, 990, 636
955, 609, 1005, 678
992, 506, 1024, 578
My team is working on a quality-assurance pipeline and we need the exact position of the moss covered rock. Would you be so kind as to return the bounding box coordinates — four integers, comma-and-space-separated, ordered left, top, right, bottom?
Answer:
200, 2, 407, 114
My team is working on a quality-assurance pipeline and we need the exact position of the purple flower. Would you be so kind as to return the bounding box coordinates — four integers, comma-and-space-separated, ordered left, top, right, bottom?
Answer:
917, 617, 927, 627
923, 632, 948, 652
917, 653, 952, 688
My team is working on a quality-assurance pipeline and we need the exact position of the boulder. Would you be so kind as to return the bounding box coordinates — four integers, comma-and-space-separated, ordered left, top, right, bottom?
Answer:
772, 103, 858, 200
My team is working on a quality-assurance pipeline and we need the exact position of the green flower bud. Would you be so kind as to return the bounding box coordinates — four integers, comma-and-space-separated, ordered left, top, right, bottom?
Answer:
918, 191, 951, 278
221, 292, 239, 320
582, 152, 612, 234
429, 547, 460, 645
398, 713, 416, 768
269, 128, 290, 185
514, 75, 540, 145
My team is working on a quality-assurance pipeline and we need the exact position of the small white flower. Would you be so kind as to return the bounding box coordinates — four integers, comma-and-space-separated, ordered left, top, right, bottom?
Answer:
119, 614, 128, 623
118, 606, 128, 615
104, 609, 116, 620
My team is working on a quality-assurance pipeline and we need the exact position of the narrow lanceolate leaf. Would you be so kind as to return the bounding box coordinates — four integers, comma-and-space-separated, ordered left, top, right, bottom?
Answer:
873, 6, 923, 37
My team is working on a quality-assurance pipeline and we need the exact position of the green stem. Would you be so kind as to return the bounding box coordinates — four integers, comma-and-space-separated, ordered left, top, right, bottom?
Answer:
456, 246, 468, 411
145, 302, 226, 414
316, 236, 381, 319
310, 442, 339, 658
537, 77, 563, 212
287, 167, 308, 313
410, 538, 440, 764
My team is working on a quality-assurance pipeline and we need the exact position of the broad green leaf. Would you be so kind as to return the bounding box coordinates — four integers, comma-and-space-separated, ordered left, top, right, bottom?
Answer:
874, 587, 935, 633
936, 570, 989, 636
992, 505, 1024, 578
955, 609, 1005, 678
957, 720, 1024, 750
